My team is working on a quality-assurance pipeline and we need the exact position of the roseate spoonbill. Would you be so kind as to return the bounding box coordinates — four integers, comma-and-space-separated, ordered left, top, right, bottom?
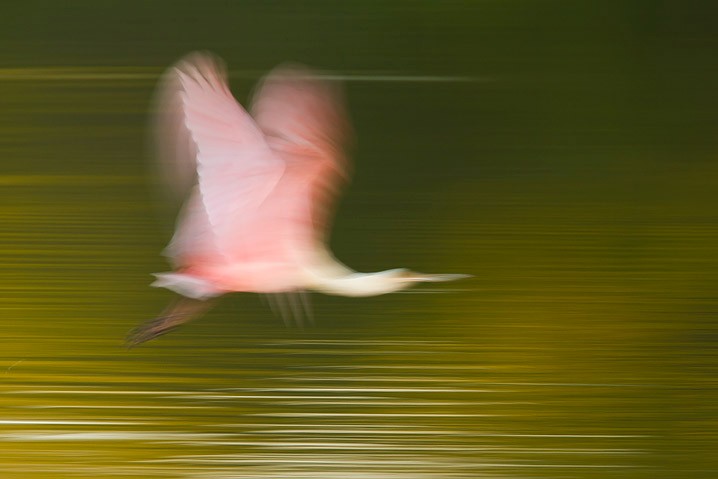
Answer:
127, 52, 467, 346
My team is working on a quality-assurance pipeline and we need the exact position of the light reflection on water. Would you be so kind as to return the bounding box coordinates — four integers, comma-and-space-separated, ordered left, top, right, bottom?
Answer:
1, 68, 716, 479
2, 342, 652, 478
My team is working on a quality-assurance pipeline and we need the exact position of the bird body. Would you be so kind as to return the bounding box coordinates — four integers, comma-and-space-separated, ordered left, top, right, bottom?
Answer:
127, 52, 466, 346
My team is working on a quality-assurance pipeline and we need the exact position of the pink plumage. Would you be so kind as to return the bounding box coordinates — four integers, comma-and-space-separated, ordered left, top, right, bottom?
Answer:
127, 52, 467, 346
156, 54, 346, 296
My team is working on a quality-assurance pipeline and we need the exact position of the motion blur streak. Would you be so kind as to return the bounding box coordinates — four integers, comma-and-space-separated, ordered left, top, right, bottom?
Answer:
2, 1, 718, 478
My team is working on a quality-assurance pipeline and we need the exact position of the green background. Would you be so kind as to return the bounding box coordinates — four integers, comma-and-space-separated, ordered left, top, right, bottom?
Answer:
1, 1, 717, 477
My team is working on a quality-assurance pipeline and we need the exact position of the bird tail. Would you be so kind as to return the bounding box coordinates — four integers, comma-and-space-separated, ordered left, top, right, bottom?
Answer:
151, 272, 224, 300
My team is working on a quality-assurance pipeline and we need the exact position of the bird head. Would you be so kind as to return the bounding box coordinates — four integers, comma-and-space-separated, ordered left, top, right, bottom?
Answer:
395, 269, 471, 283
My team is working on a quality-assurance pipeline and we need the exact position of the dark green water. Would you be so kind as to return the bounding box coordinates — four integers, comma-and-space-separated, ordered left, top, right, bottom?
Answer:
2, 2, 718, 478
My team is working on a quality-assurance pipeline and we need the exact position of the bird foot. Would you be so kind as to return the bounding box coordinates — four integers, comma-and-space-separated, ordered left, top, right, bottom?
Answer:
125, 316, 183, 348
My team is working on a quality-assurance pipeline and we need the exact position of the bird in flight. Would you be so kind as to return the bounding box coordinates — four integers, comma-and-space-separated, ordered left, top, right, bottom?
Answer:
127, 52, 467, 347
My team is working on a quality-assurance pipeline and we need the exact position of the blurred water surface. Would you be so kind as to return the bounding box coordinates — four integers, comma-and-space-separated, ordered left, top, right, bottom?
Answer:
2, 2, 718, 478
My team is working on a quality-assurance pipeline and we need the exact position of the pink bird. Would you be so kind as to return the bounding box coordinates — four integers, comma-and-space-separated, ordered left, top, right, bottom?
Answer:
127, 52, 467, 346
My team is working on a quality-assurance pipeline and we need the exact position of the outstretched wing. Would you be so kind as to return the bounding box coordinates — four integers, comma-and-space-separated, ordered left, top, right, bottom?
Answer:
151, 55, 197, 208
250, 64, 352, 251
154, 53, 351, 282
156, 53, 286, 267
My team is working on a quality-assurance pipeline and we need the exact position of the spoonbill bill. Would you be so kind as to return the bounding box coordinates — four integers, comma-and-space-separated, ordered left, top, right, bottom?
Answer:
127, 52, 467, 346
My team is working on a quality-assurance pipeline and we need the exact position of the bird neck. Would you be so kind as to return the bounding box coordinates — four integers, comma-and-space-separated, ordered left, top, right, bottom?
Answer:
301, 248, 409, 297
312, 270, 409, 297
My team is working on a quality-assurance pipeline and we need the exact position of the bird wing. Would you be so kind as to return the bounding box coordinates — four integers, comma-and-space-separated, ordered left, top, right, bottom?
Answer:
249, 64, 352, 254
151, 56, 197, 207
158, 52, 286, 267
157, 54, 351, 281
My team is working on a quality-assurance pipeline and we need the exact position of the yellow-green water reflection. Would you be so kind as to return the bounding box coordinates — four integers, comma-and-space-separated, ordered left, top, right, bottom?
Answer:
1, 76, 716, 478
3, 2, 718, 475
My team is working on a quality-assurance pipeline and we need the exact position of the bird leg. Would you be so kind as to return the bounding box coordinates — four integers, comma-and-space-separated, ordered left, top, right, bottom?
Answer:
265, 293, 288, 327
298, 291, 314, 325
287, 292, 304, 328
263, 292, 313, 327
126, 296, 214, 348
